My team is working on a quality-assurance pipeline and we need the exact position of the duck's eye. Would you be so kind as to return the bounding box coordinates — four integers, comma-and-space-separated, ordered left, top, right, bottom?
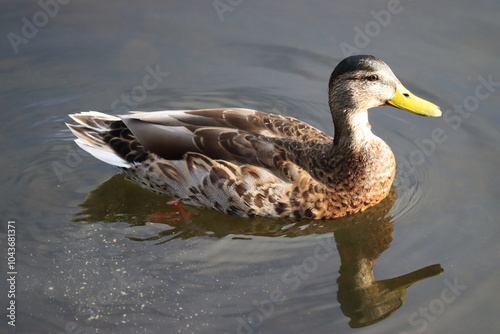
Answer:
367, 74, 379, 81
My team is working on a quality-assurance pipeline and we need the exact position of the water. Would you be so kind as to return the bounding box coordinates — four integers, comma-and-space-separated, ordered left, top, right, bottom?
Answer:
1, 1, 499, 333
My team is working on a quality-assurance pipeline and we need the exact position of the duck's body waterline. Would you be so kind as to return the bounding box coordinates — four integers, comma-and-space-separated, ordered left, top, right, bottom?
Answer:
67, 55, 441, 219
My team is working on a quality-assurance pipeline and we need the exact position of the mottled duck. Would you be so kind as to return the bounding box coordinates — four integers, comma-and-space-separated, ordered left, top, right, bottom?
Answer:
67, 55, 441, 219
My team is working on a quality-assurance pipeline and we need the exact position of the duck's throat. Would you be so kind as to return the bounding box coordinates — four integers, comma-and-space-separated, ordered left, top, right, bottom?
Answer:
333, 111, 374, 149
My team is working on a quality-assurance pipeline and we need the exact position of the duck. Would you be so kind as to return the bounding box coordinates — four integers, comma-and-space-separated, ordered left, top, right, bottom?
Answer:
67, 55, 441, 219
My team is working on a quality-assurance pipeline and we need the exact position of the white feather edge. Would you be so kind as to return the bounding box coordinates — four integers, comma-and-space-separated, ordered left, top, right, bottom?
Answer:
74, 139, 131, 168
69, 111, 120, 129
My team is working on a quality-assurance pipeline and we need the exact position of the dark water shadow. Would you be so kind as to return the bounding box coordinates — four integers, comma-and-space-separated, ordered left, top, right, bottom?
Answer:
73, 174, 443, 327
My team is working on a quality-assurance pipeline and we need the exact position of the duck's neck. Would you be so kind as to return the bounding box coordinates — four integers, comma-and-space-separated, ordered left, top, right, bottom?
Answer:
332, 109, 376, 151
325, 108, 395, 205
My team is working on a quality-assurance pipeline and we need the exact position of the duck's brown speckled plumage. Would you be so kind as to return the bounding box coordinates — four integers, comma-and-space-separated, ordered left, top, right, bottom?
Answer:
67, 55, 440, 219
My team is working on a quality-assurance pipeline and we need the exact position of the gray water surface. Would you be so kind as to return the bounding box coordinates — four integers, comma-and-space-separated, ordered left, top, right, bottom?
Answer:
1, 1, 499, 333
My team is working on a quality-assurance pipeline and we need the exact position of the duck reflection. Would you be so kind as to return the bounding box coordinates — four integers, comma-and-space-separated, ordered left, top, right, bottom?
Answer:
74, 174, 443, 327
334, 215, 443, 327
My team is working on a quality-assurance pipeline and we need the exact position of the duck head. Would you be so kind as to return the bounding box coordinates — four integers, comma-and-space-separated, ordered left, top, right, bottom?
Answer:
328, 55, 441, 118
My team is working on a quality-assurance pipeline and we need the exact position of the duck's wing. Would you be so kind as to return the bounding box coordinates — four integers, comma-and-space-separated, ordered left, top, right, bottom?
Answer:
118, 108, 332, 167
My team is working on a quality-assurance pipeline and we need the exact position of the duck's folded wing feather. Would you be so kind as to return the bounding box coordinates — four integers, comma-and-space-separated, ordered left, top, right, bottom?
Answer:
119, 108, 332, 163
121, 108, 331, 141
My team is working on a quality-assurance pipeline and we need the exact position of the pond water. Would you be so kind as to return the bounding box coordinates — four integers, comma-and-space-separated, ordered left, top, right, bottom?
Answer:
1, 1, 499, 333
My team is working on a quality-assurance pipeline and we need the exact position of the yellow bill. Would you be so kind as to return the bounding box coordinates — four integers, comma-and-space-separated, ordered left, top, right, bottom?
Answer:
387, 85, 442, 117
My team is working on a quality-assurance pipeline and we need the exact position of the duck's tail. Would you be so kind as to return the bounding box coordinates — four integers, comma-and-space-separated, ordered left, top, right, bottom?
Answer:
66, 111, 148, 168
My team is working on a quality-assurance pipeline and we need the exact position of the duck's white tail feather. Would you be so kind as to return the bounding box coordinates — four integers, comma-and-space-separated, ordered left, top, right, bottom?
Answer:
67, 111, 131, 168
74, 138, 130, 168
